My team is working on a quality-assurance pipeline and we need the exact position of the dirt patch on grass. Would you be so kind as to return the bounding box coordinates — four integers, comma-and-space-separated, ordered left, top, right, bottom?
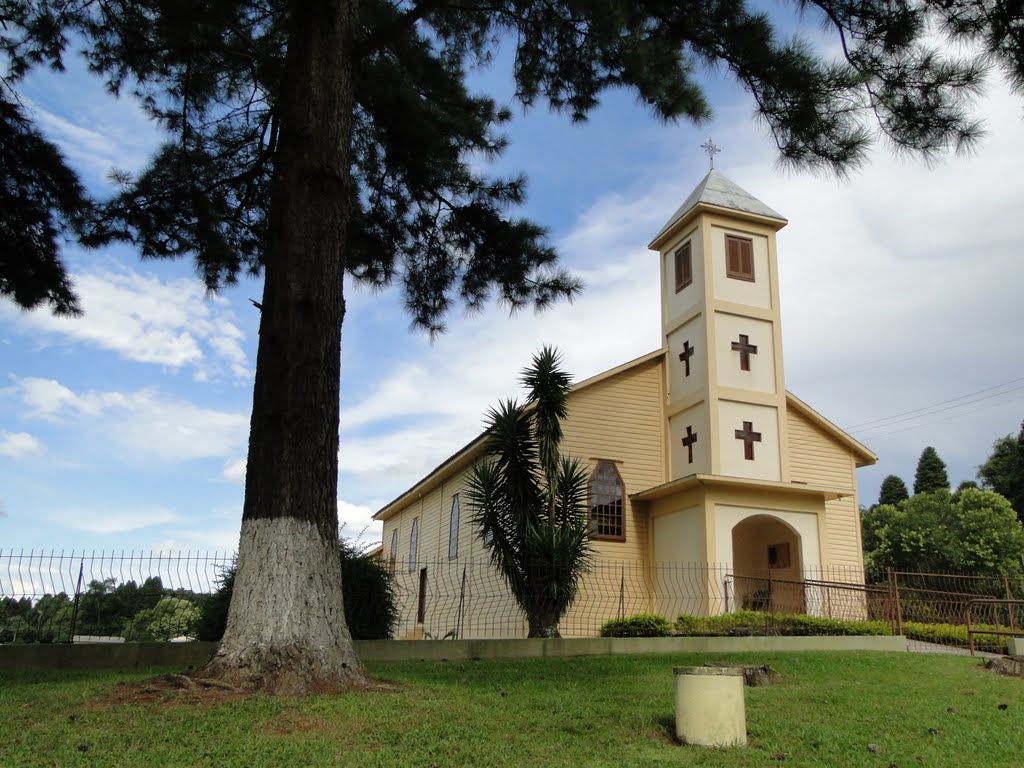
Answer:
87, 673, 401, 709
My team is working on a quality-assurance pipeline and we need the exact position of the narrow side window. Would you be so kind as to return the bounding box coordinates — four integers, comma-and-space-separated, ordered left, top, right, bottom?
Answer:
448, 495, 460, 559
408, 518, 419, 573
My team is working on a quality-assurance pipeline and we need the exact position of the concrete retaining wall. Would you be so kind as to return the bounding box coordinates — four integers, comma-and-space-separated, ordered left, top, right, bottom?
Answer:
0, 635, 906, 671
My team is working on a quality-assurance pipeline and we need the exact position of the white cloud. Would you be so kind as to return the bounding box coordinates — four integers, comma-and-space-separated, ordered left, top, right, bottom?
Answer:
222, 457, 247, 483
2, 266, 251, 381
10, 377, 249, 462
0, 430, 45, 458
50, 506, 181, 535
338, 499, 380, 543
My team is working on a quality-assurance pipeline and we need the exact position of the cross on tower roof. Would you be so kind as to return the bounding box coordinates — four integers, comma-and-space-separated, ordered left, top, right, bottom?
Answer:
700, 137, 721, 170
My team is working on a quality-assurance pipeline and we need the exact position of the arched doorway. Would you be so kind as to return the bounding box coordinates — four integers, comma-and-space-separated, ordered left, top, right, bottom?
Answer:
731, 514, 804, 614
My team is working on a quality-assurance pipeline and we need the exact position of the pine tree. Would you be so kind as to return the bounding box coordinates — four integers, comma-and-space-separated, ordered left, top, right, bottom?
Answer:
914, 446, 950, 495
878, 475, 910, 506
978, 421, 1024, 523
3, 0, 1023, 693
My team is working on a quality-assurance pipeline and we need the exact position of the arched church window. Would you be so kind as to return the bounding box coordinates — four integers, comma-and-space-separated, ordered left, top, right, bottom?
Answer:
589, 461, 625, 540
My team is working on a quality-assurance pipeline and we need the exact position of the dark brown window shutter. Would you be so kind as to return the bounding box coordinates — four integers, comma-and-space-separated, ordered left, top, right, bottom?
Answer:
675, 242, 692, 292
726, 235, 754, 281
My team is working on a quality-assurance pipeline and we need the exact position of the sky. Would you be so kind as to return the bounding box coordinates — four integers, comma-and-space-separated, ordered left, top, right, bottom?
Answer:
2, 22, 1023, 558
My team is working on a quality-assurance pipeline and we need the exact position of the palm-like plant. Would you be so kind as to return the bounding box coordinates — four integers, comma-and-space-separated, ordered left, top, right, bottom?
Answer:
467, 346, 593, 638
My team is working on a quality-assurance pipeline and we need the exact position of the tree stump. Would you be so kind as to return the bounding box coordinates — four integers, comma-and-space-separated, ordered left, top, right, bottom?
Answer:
705, 663, 780, 686
983, 657, 1024, 678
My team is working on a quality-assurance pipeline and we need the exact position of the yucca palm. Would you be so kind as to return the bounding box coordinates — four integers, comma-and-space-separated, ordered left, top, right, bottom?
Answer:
467, 346, 593, 638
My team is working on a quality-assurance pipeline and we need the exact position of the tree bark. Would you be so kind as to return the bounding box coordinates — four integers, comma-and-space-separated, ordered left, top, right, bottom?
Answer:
200, 0, 366, 694
527, 608, 561, 638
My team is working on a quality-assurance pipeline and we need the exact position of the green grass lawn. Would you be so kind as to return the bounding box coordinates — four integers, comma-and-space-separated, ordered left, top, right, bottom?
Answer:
1, 653, 1021, 767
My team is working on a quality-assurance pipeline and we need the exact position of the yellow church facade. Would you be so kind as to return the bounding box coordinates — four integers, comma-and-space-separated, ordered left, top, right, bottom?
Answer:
374, 170, 876, 639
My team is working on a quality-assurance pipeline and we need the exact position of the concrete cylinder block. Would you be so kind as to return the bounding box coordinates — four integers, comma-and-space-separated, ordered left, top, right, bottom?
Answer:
674, 666, 746, 747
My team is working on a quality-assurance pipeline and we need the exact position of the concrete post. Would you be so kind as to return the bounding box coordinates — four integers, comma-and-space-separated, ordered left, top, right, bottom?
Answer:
674, 666, 746, 747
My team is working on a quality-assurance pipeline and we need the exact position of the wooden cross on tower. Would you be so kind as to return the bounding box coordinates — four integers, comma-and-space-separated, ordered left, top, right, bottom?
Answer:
681, 426, 698, 464
678, 340, 695, 377
734, 421, 762, 461
731, 334, 758, 372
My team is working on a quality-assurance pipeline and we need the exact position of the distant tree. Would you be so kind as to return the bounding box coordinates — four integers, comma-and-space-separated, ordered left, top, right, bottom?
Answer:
864, 489, 1024, 575
468, 347, 593, 638
913, 447, 950, 495
124, 597, 200, 642
953, 479, 979, 503
952, 488, 1024, 574
878, 475, 910, 507
978, 421, 1024, 523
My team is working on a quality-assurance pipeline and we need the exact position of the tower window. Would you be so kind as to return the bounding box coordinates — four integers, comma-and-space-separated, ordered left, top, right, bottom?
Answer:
589, 461, 625, 540
674, 242, 692, 292
725, 235, 754, 281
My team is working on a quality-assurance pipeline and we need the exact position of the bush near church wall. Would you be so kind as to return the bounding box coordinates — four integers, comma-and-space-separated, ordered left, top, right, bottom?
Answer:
674, 611, 892, 638
599, 614, 673, 637
902, 621, 1008, 654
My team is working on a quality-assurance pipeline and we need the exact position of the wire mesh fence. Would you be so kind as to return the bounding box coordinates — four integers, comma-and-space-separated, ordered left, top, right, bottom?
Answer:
0, 550, 233, 644
3, 548, 1022, 652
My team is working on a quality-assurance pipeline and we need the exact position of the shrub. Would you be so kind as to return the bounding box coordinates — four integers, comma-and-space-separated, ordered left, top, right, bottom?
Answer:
197, 539, 399, 641
674, 611, 892, 637
902, 621, 1007, 654
599, 613, 672, 637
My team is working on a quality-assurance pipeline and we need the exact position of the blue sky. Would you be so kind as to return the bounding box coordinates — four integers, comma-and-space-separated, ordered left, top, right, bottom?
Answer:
2, 28, 1023, 555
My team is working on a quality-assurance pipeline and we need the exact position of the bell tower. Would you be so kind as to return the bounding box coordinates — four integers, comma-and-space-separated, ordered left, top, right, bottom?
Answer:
648, 170, 790, 483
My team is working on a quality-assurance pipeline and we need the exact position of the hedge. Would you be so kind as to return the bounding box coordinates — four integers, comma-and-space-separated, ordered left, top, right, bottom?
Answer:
674, 611, 891, 637
902, 621, 1008, 654
599, 614, 673, 637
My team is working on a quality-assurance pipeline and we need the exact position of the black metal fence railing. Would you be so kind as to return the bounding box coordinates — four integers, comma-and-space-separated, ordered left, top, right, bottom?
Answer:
3, 548, 1022, 652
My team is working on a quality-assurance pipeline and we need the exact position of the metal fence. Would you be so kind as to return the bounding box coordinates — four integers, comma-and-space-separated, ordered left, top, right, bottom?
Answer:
0, 550, 233, 643
3, 548, 1022, 652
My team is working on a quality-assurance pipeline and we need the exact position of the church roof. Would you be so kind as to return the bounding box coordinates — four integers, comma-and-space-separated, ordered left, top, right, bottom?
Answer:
648, 170, 787, 249
372, 349, 876, 522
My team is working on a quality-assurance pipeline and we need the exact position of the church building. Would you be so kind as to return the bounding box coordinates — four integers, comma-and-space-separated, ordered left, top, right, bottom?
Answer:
373, 170, 876, 639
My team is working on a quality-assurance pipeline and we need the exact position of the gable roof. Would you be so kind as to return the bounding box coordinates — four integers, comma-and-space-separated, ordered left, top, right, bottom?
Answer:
372, 350, 664, 522
648, 170, 787, 250
372, 349, 875, 521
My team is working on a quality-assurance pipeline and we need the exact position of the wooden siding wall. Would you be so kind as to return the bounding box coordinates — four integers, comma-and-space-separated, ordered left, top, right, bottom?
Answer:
560, 358, 665, 563
786, 408, 864, 572
379, 357, 667, 638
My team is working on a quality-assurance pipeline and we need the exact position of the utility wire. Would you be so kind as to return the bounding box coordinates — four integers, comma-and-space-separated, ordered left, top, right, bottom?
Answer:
845, 376, 1024, 435
858, 388, 1024, 441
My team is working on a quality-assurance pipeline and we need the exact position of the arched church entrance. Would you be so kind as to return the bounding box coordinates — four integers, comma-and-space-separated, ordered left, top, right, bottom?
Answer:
730, 514, 805, 614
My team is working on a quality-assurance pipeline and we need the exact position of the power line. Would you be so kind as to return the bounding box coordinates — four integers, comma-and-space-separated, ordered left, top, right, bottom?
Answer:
859, 388, 1024, 441
845, 376, 1024, 435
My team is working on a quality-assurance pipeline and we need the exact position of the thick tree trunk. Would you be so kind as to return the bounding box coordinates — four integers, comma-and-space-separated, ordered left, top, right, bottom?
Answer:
200, 0, 366, 694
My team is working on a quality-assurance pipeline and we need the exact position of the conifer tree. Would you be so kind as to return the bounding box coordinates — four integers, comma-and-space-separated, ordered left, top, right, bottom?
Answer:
3, 0, 1024, 693
914, 446, 950, 495
978, 421, 1024, 523
878, 474, 910, 506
